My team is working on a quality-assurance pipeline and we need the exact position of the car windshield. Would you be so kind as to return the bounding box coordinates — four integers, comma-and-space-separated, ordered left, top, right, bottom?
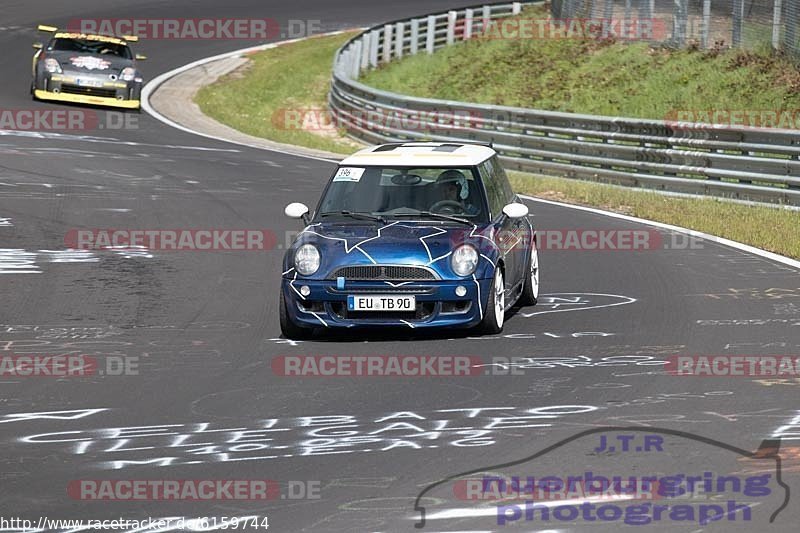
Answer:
48, 38, 132, 59
317, 166, 487, 222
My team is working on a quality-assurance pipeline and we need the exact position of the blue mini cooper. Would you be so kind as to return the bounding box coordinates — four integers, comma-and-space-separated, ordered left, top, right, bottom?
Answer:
280, 142, 539, 339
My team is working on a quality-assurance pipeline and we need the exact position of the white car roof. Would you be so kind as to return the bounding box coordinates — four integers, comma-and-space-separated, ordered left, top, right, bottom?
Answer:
339, 142, 496, 167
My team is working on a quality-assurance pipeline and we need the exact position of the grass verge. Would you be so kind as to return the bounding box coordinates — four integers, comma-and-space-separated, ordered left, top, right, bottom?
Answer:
193, 23, 800, 260
510, 173, 799, 259
361, 6, 800, 119
195, 31, 361, 154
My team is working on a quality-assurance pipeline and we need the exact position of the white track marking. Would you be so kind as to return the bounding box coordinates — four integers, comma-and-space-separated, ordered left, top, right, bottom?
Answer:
520, 194, 800, 271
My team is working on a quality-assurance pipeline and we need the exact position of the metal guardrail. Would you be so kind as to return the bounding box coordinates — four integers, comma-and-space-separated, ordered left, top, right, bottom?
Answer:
329, 1, 800, 205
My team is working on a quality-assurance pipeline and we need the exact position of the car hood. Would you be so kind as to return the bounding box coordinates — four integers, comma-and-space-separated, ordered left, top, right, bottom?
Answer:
284, 221, 500, 280
48, 50, 134, 74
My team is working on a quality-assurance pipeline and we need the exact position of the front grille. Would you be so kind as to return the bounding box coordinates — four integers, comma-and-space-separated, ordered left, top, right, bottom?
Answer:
327, 286, 435, 295
331, 265, 437, 281
60, 85, 118, 99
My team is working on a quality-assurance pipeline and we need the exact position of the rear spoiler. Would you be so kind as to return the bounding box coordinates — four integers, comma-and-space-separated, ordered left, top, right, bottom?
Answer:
37, 24, 140, 42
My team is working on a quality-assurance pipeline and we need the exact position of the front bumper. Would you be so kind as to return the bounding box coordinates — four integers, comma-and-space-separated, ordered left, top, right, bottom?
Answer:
34, 73, 141, 109
282, 278, 493, 329
34, 89, 140, 109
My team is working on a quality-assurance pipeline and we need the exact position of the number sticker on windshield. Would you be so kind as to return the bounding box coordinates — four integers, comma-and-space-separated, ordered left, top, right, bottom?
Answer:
334, 167, 365, 182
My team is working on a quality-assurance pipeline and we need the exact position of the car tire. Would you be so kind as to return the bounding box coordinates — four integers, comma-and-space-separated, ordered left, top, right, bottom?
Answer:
519, 240, 540, 306
279, 290, 313, 340
478, 267, 505, 335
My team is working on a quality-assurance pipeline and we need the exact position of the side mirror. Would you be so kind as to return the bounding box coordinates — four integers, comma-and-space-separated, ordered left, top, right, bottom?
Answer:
135, 54, 147, 60
32, 43, 43, 50
285, 202, 310, 223
502, 202, 529, 219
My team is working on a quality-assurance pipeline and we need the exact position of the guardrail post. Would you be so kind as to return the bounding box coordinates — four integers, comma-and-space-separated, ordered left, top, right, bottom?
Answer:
604, 0, 614, 21
772, 0, 783, 49
590, 0, 601, 18
787, 0, 799, 53
352, 40, 363, 78
382, 24, 393, 63
561, 0, 570, 18
447, 11, 457, 45
395, 22, 405, 58
426, 15, 436, 53
673, 0, 688, 46
512, 2, 522, 15
624, 0, 632, 40
732, 0, 744, 47
360, 34, 370, 71
410, 19, 420, 54
369, 29, 379, 68
340, 50, 350, 77
701, 0, 710, 48
638, 0, 651, 20
464, 8, 474, 40
478, 5, 492, 37
334, 50, 343, 77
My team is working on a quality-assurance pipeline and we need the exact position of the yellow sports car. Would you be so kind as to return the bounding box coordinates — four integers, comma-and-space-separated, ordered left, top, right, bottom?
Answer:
31, 25, 146, 110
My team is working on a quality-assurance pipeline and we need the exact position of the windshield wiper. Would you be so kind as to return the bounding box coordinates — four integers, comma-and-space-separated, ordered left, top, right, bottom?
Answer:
393, 211, 473, 226
320, 210, 387, 224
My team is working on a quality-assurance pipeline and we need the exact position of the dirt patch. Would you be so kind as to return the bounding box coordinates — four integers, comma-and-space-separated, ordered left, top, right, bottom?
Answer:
533, 190, 568, 202
300, 105, 363, 148
220, 59, 254, 80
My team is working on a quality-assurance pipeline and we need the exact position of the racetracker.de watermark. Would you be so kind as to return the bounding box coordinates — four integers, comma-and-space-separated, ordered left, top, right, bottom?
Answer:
272, 355, 484, 377
0, 109, 137, 131
67, 18, 321, 40
666, 355, 800, 377
453, 476, 665, 501
273, 108, 482, 132
67, 479, 320, 500
472, 18, 667, 41
665, 109, 800, 130
64, 229, 278, 251
0, 354, 137, 377
452, 228, 704, 252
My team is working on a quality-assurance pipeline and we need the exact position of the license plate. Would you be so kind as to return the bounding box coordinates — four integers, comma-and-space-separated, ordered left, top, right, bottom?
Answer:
76, 78, 102, 87
347, 295, 415, 312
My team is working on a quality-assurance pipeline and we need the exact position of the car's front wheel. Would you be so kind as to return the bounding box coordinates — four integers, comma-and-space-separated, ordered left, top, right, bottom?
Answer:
478, 267, 505, 334
279, 290, 313, 340
519, 240, 539, 306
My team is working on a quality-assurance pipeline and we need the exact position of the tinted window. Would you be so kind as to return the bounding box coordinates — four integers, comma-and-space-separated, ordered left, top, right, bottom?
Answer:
48, 38, 132, 59
480, 159, 506, 219
491, 156, 515, 203
317, 166, 487, 221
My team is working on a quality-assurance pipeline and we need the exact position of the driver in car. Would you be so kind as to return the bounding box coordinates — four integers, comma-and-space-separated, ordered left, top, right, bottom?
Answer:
435, 170, 480, 215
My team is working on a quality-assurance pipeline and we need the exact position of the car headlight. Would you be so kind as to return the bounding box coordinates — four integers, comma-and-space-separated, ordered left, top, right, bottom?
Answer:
451, 244, 478, 277
294, 244, 320, 276
120, 67, 137, 82
43, 58, 62, 74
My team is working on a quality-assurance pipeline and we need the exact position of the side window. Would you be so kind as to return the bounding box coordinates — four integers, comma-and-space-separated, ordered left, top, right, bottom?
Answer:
491, 156, 515, 203
480, 159, 505, 219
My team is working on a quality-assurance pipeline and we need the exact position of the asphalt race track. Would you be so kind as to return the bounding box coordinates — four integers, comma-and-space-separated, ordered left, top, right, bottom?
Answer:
1, 1, 799, 531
